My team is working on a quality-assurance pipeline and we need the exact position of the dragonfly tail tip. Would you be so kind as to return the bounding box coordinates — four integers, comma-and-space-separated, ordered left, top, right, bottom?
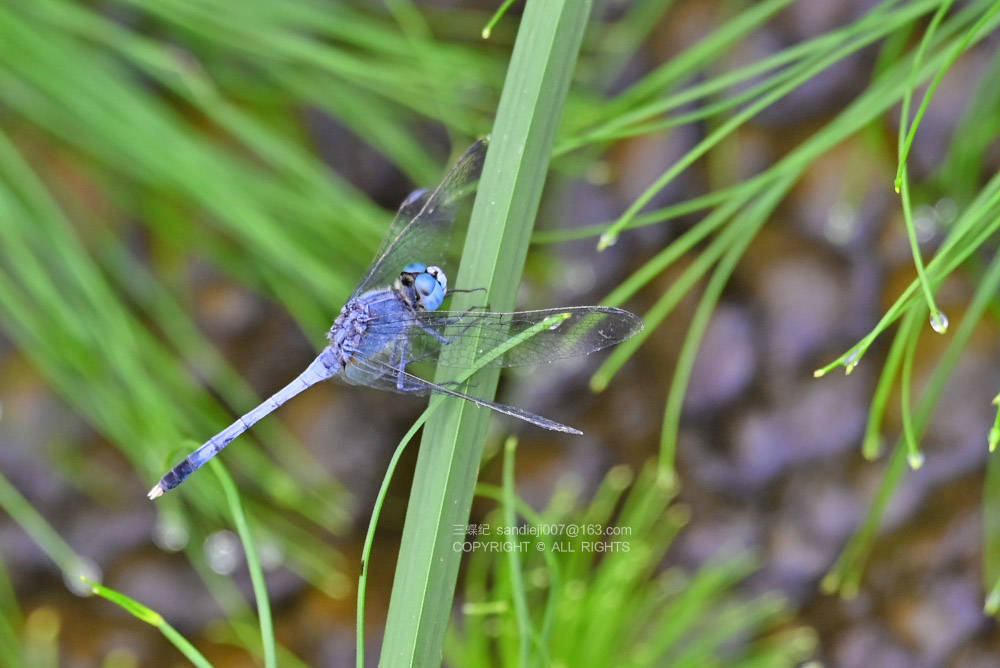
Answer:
147, 483, 165, 500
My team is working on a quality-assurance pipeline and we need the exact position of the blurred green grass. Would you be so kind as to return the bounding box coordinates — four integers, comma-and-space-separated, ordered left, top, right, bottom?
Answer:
447, 453, 816, 667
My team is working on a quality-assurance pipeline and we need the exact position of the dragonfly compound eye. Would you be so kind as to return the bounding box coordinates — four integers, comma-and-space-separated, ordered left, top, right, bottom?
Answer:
425, 265, 447, 294
413, 271, 446, 311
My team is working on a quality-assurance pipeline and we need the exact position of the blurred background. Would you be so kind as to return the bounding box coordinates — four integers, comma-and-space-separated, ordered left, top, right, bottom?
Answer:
2, 0, 1000, 666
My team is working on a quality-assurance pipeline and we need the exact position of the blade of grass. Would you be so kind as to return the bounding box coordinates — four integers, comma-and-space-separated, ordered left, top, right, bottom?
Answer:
207, 620, 313, 668
825, 249, 1000, 596
861, 317, 911, 460
894, 0, 1000, 189
83, 577, 212, 668
0, 472, 91, 590
985, 432, 1000, 611
658, 175, 794, 479
380, 2, 593, 664
0, 558, 23, 668
210, 461, 275, 668
898, 306, 927, 470
893, 0, 954, 327
501, 438, 531, 666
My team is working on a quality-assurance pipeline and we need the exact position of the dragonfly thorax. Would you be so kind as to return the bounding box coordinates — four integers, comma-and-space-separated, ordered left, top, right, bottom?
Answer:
395, 262, 447, 311
323, 260, 448, 371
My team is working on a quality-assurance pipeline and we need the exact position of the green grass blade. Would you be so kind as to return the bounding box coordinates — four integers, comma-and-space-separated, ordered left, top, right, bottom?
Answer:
501, 438, 531, 665
380, 2, 592, 665
84, 577, 212, 668
0, 557, 23, 668
985, 438, 1000, 611
826, 249, 1000, 596
658, 176, 794, 478
210, 461, 276, 668
0, 472, 90, 588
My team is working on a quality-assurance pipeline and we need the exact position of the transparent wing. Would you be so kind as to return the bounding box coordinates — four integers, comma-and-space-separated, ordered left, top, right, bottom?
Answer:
352, 139, 487, 296
365, 306, 643, 369
345, 355, 581, 433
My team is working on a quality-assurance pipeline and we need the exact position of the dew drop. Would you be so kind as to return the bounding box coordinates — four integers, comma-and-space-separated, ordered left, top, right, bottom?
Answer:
930, 310, 949, 334
64, 557, 101, 597
25, 606, 60, 642
825, 202, 856, 245
843, 350, 860, 374
935, 197, 957, 224
907, 451, 925, 469
914, 205, 936, 242
153, 514, 190, 552
204, 530, 241, 575
257, 538, 285, 572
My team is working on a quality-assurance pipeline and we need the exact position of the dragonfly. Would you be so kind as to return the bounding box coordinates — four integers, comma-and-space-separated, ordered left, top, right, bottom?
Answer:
148, 139, 642, 499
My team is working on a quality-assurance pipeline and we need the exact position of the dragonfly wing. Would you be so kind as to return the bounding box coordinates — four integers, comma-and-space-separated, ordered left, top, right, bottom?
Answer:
365, 306, 644, 369
339, 345, 432, 396
352, 139, 487, 296
349, 355, 581, 434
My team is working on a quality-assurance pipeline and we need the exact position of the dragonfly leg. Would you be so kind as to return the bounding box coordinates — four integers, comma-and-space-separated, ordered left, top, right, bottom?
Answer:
414, 319, 450, 344
414, 304, 488, 346
390, 338, 409, 391
391, 338, 444, 391
386, 333, 466, 390
447, 286, 488, 298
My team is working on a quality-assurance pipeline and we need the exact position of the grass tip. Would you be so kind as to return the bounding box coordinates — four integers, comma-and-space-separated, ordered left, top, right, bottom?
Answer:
819, 573, 839, 594
588, 375, 608, 393
597, 232, 617, 250
862, 435, 882, 460
985, 589, 1000, 615
655, 467, 677, 491
929, 310, 949, 334
839, 581, 859, 600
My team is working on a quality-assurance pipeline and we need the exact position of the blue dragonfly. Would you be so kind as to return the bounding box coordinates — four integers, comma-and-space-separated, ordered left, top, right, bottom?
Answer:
148, 140, 642, 499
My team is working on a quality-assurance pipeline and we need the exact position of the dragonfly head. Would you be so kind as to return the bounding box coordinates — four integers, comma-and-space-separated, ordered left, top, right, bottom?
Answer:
397, 263, 447, 311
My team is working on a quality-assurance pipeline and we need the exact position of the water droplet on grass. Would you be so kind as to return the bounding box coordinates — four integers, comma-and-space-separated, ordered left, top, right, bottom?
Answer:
204, 530, 241, 575
64, 558, 101, 597
153, 514, 190, 552
930, 311, 949, 334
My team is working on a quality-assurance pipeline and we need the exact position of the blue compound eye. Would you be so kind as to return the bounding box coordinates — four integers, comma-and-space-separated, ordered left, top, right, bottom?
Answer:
413, 271, 446, 311
403, 262, 427, 274
425, 265, 447, 295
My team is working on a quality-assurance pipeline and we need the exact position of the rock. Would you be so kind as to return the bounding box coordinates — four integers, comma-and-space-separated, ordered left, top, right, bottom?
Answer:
685, 304, 758, 414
